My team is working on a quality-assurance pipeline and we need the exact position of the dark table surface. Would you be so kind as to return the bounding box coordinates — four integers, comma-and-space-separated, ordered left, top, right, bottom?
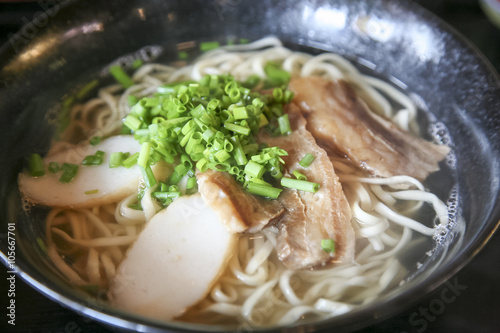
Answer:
1, 0, 499, 332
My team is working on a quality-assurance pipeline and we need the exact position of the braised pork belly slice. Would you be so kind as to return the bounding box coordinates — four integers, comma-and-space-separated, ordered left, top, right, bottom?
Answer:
289, 77, 450, 181
197, 169, 284, 233
259, 105, 355, 269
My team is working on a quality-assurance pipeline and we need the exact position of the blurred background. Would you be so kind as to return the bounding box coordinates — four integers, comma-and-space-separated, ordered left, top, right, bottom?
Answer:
0, 0, 499, 332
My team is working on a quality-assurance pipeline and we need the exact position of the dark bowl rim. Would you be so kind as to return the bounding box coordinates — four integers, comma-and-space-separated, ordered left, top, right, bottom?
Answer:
1, 0, 500, 332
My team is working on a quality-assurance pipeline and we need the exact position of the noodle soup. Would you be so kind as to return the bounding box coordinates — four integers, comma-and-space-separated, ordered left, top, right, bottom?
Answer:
18, 37, 462, 329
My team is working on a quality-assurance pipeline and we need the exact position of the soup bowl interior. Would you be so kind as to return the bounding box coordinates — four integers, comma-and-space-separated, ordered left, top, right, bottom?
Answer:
1, 0, 500, 332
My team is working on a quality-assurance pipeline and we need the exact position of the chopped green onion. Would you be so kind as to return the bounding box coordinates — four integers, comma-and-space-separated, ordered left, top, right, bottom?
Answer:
123, 114, 142, 131
200, 41, 220, 51
186, 176, 197, 190
299, 153, 316, 168
76, 80, 99, 100
174, 162, 190, 177
153, 191, 181, 200
85, 189, 99, 195
109, 65, 134, 88
242, 143, 259, 155
273, 88, 284, 102
321, 239, 335, 253
121, 124, 132, 134
57, 96, 74, 135
208, 162, 231, 172
98, 73, 304, 203
259, 114, 269, 127
215, 149, 231, 162
196, 158, 208, 172
59, 163, 79, 183
242, 75, 260, 89
224, 122, 251, 136
264, 61, 291, 86
109, 152, 124, 168
132, 59, 143, 69
128, 202, 143, 210
244, 161, 265, 179
48, 162, 60, 173
284, 90, 294, 103
122, 152, 139, 168
82, 150, 105, 166
178, 51, 188, 60
89, 136, 102, 146
281, 177, 320, 193
82, 155, 95, 165
233, 106, 249, 120
128, 95, 138, 106
140, 164, 156, 188
293, 170, 307, 180
138, 142, 152, 168
251, 178, 272, 186
246, 182, 282, 199
28, 153, 45, 177
269, 166, 283, 179
277, 114, 292, 136
36, 237, 47, 254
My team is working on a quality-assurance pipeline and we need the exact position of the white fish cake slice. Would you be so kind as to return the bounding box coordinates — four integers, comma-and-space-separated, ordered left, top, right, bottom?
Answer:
110, 194, 236, 320
18, 135, 171, 208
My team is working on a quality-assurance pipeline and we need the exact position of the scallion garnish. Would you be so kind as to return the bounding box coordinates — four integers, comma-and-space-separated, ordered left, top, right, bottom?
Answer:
85, 189, 98, 195
321, 239, 336, 253
89, 136, 102, 146
264, 61, 291, 87
140, 164, 157, 188
36, 237, 47, 254
200, 41, 220, 52
48, 162, 60, 173
82, 150, 105, 166
246, 182, 282, 199
277, 114, 291, 136
128, 95, 138, 106
118, 73, 297, 206
82, 155, 95, 165
138, 142, 152, 168
132, 59, 143, 69
244, 161, 265, 179
299, 153, 315, 168
292, 170, 307, 180
109, 152, 124, 168
186, 176, 197, 190
76, 79, 99, 100
281, 177, 320, 193
28, 153, 45, 177
59, 163, 79, 183
109, 65, 134, 88
124, 114, 142, 132
223, 122, 251, 136
122, 152, 139, 168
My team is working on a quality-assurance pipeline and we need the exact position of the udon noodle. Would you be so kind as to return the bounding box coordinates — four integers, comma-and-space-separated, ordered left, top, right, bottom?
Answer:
43, 37, 455, 327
